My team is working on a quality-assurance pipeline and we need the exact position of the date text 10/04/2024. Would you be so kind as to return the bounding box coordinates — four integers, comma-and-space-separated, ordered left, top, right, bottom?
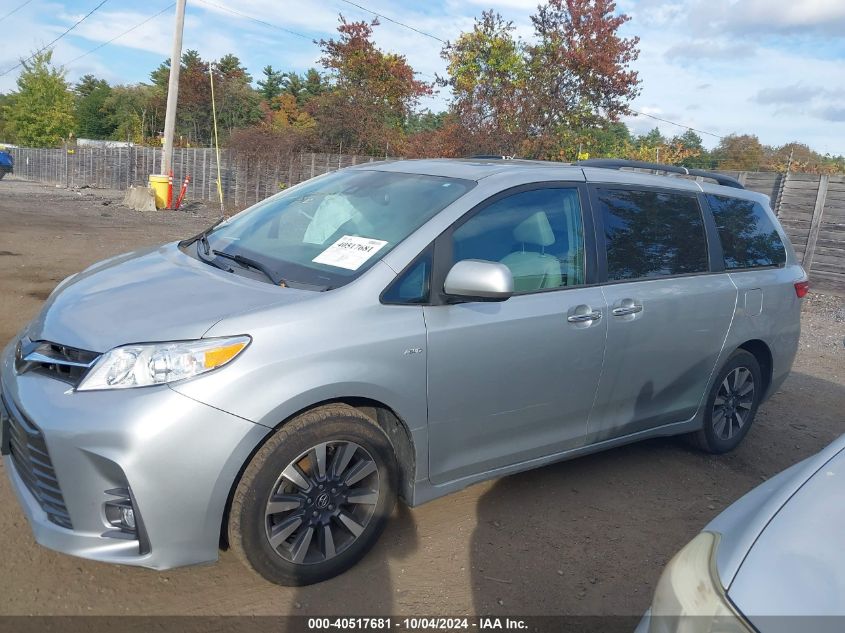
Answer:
307, 618, 529, 630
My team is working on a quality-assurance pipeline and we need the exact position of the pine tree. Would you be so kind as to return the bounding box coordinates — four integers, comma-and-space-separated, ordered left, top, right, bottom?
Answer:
257, 65, 284, 102
75, 74, 115, 139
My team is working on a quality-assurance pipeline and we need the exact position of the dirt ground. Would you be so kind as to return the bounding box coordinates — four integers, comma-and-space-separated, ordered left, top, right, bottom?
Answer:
0, 178, 843, 618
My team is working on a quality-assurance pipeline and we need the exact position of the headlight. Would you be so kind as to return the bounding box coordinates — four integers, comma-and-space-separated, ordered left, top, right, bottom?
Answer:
77, 336, 250, 391
649, 532, 752, 633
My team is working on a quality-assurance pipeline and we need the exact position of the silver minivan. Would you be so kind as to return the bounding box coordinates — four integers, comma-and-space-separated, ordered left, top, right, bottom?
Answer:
0, 158, 806, 585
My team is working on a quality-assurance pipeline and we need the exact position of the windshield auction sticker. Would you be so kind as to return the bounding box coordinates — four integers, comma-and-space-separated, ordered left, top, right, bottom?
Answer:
312, 235, 389, 271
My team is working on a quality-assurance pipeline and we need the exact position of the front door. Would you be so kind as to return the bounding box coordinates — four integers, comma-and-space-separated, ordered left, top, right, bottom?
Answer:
424, 186, 607, 485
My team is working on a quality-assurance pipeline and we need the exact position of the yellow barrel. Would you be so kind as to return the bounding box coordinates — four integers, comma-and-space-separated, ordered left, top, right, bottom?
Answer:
148, 174, 170, 209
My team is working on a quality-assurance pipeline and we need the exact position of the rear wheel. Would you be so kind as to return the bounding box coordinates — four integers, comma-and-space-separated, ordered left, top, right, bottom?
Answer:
694, 350, 762, 454
228, 405, 398, 585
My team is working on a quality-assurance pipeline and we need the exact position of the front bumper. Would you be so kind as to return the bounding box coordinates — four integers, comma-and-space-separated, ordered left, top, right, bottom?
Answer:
1, 340, 270, 570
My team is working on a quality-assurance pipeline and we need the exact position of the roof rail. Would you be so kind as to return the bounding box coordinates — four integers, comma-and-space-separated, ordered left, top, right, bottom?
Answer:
577, 158, 744, 190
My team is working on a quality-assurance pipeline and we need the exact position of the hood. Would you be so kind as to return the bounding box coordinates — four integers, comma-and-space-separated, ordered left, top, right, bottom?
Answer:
725, 438, 845, 624
25, 243, 313, 352
706, 435, 845, 586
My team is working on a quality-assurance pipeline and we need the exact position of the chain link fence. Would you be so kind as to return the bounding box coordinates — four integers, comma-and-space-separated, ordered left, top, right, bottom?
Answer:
7, 146, 394, 208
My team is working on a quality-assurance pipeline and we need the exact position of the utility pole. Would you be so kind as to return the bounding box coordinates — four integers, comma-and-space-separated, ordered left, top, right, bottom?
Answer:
160, 0, 187, 175
208, 64, 224, 213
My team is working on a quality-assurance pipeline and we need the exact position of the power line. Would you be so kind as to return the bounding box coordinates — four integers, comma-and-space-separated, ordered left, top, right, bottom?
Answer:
195, 0, 442, 79
63, 3, 176, 67
332, 3, 721, 138
195, 0, 441, 86
0, 0, 111, 77
336, 0, 446, 43
0, 0, 730, 145
193, 0, 313, 41
192, 1, 719, 139
0, 0, 34, 24
627, 108, 724, 140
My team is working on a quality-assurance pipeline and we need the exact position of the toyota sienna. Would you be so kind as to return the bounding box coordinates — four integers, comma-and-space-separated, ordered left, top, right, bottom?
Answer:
0, 158, 806, 585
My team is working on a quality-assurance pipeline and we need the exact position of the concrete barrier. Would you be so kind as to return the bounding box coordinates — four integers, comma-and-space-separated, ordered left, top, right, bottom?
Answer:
122, 186, 157, 212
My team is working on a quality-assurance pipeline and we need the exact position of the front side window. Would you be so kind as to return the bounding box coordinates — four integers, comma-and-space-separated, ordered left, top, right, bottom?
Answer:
200, 170, 473, 289
597, 188, 709, 281
705, 194, 786, 269
452, 188, 585, 293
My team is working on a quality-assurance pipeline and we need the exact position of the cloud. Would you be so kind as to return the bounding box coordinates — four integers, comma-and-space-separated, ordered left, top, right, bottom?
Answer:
3, 0, 845, 155
665, 39, 756, 61
69, 9, 175, 56
752, 84, 825, 105
731, 0, 845, 36
751, 84, 845, 125
817, 106, 845, 122
458, 0, 539, 9
198, 0, 338, 36
688, 0, 845, 38
619, 0, 689, 27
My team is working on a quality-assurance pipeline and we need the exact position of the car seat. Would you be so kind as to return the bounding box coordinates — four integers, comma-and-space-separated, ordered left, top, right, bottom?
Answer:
500, 211, 563, 292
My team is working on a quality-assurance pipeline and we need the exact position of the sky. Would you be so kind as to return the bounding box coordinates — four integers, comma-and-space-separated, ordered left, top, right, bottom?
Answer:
1, 0, 844, 154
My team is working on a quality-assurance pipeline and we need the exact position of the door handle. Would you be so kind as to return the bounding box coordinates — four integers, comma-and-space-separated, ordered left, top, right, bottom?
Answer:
567, 311, 602, 323
612, 304, 643, 316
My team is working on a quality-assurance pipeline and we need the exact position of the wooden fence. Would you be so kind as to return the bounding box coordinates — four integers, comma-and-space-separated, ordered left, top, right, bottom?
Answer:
6, 147, 844, 295
773, 173, 845, 295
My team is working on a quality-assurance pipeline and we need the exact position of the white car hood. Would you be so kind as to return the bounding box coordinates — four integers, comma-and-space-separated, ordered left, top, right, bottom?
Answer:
727, 441, 845, 630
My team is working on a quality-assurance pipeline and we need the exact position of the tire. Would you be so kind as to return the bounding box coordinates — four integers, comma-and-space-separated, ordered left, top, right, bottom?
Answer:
228, 404, 398, 586
693, 349, 762, 454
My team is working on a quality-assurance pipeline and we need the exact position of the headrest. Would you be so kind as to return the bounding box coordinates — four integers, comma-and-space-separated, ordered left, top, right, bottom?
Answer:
513, 210, 555, 247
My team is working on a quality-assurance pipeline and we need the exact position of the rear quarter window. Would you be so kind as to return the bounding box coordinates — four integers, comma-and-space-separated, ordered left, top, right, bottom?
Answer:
705, 195, 786, 269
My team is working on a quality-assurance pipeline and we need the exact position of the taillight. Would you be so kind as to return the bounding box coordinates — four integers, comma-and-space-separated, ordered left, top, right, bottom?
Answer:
794, 280, 809, 298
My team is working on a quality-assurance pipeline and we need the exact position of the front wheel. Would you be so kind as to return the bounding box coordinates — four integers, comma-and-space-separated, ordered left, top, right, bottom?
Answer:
694, 349, 762, 454
228, 405, 398, 585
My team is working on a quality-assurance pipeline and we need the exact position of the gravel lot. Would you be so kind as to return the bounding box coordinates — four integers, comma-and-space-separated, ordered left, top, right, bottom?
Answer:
0, 179, 842, 619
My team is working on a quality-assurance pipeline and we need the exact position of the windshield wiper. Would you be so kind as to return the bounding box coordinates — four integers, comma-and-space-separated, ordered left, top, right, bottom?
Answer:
179, 216, 227, 255
212, 250, 284, 286
195, 245, 234, 273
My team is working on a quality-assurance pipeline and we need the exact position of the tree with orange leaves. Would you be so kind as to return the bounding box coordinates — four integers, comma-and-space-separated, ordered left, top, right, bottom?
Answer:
312, 17, 433, 155
439, 0, 640, 159
523, 0, 641, 158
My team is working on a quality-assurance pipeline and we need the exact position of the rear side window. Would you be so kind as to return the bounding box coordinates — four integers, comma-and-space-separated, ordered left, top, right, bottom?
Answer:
705, 195, 786, 269
597, 188, 709, 281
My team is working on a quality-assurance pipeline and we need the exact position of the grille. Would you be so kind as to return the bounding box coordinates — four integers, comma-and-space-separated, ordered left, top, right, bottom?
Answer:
2, 397, 73, 529
15, 339, 100, 386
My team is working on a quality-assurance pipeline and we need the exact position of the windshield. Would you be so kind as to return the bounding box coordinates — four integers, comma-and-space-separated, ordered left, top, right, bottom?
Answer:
199, 169, 474, 289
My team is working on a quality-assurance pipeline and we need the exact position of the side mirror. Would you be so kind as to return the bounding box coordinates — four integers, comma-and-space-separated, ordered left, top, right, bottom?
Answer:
443, 259, 514, 302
